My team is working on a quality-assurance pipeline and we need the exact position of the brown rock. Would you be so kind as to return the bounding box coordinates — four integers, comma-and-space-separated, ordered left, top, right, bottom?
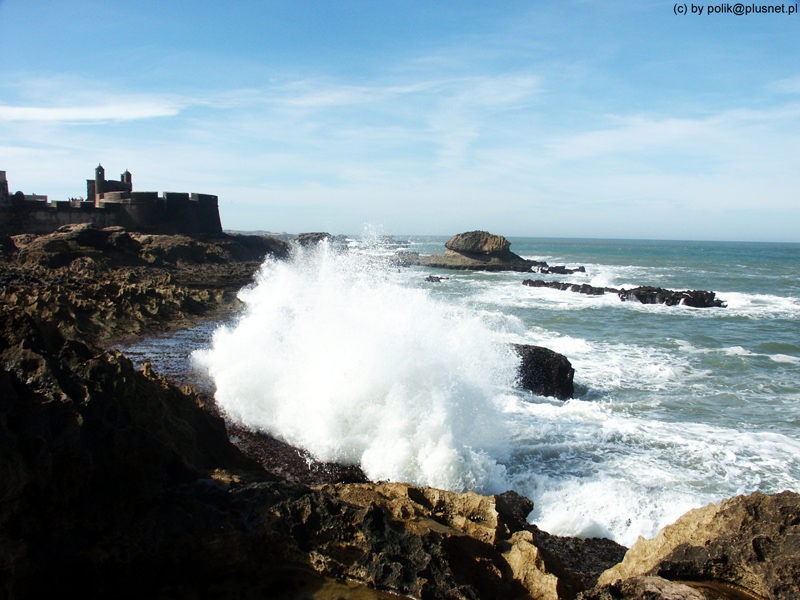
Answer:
579, 576, 711, 599
597, 491, 800, 600
294, 232, 332, 246
445, 231, 512, 255
419, 231, 539, 272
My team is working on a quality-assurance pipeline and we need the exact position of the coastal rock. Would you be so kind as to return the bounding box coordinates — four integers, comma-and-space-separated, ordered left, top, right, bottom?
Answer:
420, 231, 539, 272
514, 344, 575, 400
445, 231, 512, 255
524, 279, 609, 296
522, 280, 726, 308
294, 232, 332, 246
2, 229, 290, 343
579, 576, 711, 600
318, 482, 582, 600
617, 286, 725, 308
535, 265, 587, 275
596, 490, 800, 600
0, 233, 18, 260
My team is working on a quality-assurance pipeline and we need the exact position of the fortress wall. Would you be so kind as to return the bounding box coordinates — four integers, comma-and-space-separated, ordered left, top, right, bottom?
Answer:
0, 203, 115, 235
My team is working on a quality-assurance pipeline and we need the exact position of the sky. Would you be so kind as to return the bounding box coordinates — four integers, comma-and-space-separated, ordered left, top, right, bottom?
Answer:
1, 0, 798, 241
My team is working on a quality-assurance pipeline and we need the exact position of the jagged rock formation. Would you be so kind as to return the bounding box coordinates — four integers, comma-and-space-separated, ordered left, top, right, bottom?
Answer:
590, 491, 800, 599
514, 344, 575, 400
419, 231, 541, 272
1, 224, 290, 343
523, 280, 726, 309
294, 232, 333, 246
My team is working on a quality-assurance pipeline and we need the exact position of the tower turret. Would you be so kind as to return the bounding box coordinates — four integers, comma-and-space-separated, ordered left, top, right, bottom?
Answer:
94, 164, 105, 202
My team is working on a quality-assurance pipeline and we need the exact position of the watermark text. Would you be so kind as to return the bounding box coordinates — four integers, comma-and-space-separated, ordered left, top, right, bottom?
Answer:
674, 3, 797, 15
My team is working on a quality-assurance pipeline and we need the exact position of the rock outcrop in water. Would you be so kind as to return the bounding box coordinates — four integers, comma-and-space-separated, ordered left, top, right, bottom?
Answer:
419, 231, 542, 272
523, 280, 726, 309
515, 344, 575, 400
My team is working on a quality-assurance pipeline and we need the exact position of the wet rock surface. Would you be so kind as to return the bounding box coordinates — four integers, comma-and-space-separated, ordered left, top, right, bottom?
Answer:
514, 344, 575, 400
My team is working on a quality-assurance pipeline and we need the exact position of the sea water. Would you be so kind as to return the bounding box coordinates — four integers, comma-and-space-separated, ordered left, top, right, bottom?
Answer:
122, 234, 800, 547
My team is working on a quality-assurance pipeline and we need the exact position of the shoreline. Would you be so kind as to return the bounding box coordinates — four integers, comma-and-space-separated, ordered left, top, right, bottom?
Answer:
1, 224, 797, 599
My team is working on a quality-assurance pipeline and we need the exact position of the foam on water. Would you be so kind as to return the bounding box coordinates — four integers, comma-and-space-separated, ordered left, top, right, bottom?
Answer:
503, 395, 800, 546
194, 241, 518, 493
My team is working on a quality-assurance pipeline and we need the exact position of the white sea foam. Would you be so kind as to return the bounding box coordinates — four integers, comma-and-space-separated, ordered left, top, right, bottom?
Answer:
503, 394, 800, 545
194, 241, 518, 493
721, 291, 800, 319
771, 354, 800, 365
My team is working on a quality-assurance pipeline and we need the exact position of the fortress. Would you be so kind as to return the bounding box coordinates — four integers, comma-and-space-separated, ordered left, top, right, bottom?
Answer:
0, 165, 223, 236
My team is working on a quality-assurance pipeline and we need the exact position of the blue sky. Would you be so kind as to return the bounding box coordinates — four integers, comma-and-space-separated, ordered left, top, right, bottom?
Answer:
1, 0, 798, 241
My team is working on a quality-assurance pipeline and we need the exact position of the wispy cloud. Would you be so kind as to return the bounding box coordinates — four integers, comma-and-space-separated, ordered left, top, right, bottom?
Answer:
0, 100, 182, 122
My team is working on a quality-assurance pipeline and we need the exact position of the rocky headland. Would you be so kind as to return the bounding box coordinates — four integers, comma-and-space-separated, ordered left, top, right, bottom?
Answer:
1, 224, 796, 599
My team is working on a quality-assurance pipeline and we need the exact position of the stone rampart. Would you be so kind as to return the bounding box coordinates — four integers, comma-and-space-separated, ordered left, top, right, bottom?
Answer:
1, 196, 222, 236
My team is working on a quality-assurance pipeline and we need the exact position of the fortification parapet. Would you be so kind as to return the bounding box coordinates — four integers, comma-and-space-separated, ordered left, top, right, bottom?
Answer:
130, 191, 159, 202
191, 193, 219, 206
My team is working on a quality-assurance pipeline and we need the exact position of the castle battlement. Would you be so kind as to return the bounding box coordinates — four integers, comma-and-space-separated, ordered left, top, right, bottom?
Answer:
0, 165, 223, 236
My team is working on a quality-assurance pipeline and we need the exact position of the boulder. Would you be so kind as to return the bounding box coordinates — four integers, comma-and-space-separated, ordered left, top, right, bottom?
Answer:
514, 344, 575, 400
596, 490, 800, 600
445, 231, 512, 255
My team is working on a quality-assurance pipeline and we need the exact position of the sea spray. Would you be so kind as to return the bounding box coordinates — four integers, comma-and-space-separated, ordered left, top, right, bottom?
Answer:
194, 241, 518, 493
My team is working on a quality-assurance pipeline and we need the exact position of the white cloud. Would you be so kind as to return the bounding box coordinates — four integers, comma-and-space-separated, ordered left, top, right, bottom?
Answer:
0, 101, 181, 122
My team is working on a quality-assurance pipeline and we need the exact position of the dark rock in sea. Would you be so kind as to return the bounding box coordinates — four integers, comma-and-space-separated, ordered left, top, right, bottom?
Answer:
524, 279, 610, 296
535, 265, 587, 275
294, 232, 332, 246
593, 490, 800, 600
523, 280, 726, 309
425, 275, 449, 282
514, 344, 575, 400
419, 231, 540, 272
617, 286, 725, 308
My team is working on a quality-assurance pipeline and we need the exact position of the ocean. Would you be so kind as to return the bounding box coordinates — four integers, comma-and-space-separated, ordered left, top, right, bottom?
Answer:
118, 234, 800, 547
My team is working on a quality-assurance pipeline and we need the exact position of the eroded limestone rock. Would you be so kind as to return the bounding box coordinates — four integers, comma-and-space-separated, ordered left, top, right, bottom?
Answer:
597, 491, 800, 600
